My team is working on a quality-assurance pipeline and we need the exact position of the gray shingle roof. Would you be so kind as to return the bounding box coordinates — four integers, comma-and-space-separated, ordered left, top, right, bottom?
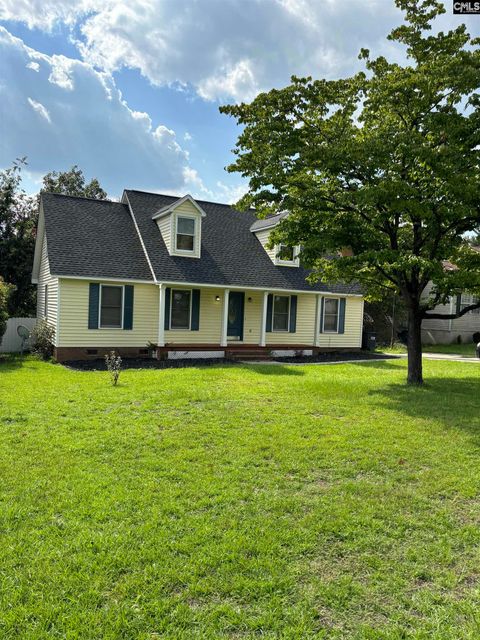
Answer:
40, 190, 361, 294
250, 210, 289, 232
125, 190, 360, 294
41, 193, 153, 281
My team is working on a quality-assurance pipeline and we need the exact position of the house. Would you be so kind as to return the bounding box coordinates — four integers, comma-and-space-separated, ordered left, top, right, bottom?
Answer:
31, 190, 364, 362
422, 286, 480, 345
421, 251, 480, 345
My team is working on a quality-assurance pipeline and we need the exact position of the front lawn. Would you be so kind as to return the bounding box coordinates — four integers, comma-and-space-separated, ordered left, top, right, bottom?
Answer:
1, 357, 479, 639
422, 343, 478, 357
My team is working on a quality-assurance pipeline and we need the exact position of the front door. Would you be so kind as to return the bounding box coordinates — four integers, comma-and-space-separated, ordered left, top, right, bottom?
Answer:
227, 292, 244, 341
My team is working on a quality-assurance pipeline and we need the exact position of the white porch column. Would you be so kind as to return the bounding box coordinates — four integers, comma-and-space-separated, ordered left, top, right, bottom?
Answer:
157, 283, 165, 347
314, 294, 322, 347
221, 289, 230, 347
260, 291, 269, 347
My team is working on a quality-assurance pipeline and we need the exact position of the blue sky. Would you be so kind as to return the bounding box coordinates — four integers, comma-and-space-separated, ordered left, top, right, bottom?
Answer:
0, 1, 478, 202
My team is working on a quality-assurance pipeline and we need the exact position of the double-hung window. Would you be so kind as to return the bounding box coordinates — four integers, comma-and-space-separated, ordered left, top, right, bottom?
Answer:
272, 295, 290, 331
175, 216, 196, 252
461, 293, 480, 314
323, 298, 339, 332
100, 285, 123, 328
171, 290, 191, 329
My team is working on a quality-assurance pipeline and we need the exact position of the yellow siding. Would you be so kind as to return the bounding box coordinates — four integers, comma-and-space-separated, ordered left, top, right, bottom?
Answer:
37, 235, 58, 344
157, 216, 172, 253
254, 229, 276, 262
58, 279, 158, 347
175, 201, 202, 216
317, 296, 363, 348
57, 278, 363, 349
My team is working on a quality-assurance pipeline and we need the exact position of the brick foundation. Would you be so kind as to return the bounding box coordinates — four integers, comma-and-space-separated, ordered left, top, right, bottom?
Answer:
55, 344, 361, 363
54, 346, 152, 362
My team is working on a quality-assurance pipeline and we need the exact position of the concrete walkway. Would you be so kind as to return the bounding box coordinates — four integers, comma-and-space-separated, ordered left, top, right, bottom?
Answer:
239, 353, 480, 366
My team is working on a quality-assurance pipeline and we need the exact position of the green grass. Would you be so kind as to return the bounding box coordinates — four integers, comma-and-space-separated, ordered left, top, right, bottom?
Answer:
1, 356, 480, 639
422, 343, 478, 357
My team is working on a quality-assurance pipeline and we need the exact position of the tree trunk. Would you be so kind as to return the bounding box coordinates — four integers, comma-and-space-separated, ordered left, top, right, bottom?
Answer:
407, 307, 423, 385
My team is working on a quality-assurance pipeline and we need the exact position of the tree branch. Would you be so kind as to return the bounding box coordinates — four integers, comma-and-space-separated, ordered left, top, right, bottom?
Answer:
423, 302, 480, 320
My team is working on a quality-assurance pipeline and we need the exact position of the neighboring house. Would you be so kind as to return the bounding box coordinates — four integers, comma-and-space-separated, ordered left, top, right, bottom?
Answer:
32, 191, 364, 362
422, 284, 480, 345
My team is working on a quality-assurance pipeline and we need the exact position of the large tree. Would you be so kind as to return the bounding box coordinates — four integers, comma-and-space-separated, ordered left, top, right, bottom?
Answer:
221, 0, 480, 385
41, 165, 107, 200
0, 161, 107, 316
0, 160, 36, 316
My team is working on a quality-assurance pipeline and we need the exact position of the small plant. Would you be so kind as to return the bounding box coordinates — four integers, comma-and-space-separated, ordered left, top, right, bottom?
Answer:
31, 319, 55, 359
105, 350, 122, 386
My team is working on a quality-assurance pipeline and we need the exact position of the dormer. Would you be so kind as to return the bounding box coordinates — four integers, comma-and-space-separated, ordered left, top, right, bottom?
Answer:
152, 194, 206, 258
250, 212, 300, 267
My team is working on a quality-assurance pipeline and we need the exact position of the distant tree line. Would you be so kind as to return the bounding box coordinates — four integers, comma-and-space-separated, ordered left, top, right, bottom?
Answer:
0, 159, 106, 326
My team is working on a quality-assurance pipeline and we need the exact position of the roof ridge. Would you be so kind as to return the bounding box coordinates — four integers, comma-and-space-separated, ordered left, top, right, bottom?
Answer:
124, 188, 253, 211
41, 192, 120, 205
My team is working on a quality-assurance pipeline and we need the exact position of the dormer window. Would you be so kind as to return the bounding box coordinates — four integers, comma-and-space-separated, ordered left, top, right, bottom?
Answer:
176, 216, 196, 252
275, 244, 300, 267
152, 194, 206, 259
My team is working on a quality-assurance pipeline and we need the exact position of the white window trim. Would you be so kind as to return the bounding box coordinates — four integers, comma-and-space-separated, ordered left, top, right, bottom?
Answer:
99, 284, 124, 329
274, 244, 300, 267
322, 297, 340, 333
172, 214, 200, 257
169, 288, 193, 331
272, 294, 290, 332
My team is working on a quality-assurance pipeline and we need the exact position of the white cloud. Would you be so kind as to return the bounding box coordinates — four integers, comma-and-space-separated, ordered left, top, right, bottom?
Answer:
27, 97, 51, 123
5, 0, 478, 105
26, 61, 39, 72
0, 27, 207, 196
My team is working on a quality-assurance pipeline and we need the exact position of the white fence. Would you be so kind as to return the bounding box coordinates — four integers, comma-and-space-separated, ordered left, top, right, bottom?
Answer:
0, 317, 36, 353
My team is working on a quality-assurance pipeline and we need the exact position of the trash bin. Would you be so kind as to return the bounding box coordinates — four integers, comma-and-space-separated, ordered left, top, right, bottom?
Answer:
362, 331, 377, 351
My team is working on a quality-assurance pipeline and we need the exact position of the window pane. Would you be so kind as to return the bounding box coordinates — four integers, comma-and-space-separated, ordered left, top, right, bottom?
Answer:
102, 286, 122, 307
323, 314, 338, 332
177, 217, 195, 235
171, 290, 191, 329
278, 245, 294, 261
273, 296, 289, 331
176, 234, 194, 251
100, 286, 122, 327
324, 298, 339, 315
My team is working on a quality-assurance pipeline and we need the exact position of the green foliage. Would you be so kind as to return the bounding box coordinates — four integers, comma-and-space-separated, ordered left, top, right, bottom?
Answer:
0, 161, 108, 317
0, 159, 37, 316
0, 357, 479, 637
105, 350, 122, 385
221, 0, 480, 383
31, 319, 55, 360
0, 277, 14, 340
41, 165, 107, 200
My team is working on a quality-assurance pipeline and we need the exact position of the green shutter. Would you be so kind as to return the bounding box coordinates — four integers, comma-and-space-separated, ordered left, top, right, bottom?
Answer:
289, 295, 297, 333
164, 287, 171, 330
319, 297, 324, 333
266, 294, 273, 332
456, 294, 462, 315
88, 283, 99, 329
123, 285, 134, 330
338, 298, 346, 334
191, 289, 200, 330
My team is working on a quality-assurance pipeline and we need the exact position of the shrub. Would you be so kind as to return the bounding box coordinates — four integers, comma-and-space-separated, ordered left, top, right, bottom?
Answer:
31, 319, 55, 359
105, 350, 122, 386
0, 278, 14, 342
472, 332, 480, 344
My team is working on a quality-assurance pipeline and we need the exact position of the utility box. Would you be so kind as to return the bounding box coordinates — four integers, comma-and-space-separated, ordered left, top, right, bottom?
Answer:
362, 331, 377, 351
